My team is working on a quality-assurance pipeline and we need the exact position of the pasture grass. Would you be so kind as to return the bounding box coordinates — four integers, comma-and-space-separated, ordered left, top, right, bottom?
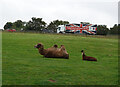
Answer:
2, 32, 118, 85
0, 31, 2, 86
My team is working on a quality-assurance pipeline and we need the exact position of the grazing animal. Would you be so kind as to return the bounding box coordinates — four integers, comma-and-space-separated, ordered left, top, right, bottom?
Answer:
81, 50, 97, 61
34, 43, 69, 59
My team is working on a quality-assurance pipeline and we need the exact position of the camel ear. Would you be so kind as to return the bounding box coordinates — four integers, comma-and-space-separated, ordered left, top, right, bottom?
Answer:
38, 43, 42, 46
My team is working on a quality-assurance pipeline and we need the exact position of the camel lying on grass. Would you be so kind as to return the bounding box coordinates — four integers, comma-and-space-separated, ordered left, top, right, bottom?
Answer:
34, 43, 69, 59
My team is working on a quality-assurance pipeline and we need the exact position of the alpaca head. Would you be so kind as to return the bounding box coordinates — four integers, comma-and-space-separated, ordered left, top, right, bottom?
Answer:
81, 50, 85, 55
81, 50, 84, 53
34, 43, 44, 49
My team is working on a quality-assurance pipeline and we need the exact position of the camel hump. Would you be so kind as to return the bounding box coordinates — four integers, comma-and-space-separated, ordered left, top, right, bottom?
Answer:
53, 44, 58, 48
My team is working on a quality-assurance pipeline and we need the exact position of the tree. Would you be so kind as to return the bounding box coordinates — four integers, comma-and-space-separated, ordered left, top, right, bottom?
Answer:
14, 20, 24, 28
96, 25, 109, 35
118, 24, 120, 35
25, 17, 46, 31
80, 22, 90, 24
12, 20, 26, 31
109, 24, 119, 35
47, 22, 56, 32
47, 20, 69, 32
4, 22, 13, 29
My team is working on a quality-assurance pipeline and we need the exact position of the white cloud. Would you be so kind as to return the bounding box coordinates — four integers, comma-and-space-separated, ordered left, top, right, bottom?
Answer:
0, 0, 118, 29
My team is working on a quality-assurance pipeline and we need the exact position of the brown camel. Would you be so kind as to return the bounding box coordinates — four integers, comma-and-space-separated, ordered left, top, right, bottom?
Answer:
34, 43, 69, 59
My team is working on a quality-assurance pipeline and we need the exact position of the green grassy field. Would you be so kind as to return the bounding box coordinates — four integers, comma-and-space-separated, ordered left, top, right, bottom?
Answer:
2, 32, 118, 85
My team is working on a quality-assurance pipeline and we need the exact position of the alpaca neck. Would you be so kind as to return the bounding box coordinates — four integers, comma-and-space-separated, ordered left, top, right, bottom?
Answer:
38, 48, 45, 55
82, 52, 86, 59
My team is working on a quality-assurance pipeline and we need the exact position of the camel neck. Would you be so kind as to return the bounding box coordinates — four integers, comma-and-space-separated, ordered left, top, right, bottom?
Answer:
38, 48, 45, 55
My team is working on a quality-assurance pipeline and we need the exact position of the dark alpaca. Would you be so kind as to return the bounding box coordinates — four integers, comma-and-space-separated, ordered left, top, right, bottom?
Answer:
34, 43, 69, 59
81, 50, 97, 61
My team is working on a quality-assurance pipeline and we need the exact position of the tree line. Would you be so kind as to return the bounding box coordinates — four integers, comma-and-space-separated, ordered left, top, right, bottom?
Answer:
4, 17, 69, 33
4, 17, 119, 35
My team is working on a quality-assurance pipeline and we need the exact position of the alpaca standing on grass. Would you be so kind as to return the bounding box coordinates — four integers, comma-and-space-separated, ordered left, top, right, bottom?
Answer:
81, 50, 97, 61
34, 43, 69, 59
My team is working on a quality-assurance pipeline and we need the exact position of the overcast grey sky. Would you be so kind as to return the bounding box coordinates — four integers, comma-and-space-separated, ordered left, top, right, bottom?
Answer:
0, 0, 119, 29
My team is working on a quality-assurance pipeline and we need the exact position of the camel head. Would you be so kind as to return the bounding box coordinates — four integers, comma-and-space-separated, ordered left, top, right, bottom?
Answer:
34, 43, 44, 49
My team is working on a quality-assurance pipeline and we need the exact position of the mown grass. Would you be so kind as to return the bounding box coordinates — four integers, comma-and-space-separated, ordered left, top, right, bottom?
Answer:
2, 32, 118, 85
